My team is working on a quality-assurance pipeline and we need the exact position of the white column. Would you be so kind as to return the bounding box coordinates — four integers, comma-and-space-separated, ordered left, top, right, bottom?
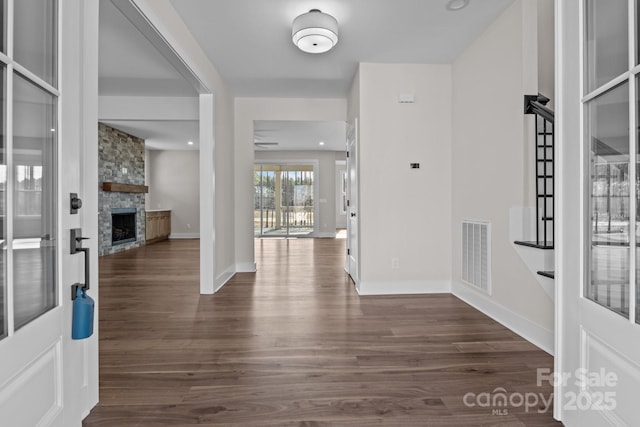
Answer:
199, 94, 215, 294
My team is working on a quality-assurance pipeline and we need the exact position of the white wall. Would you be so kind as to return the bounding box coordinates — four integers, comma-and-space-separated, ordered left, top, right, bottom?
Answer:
234, 98, 347, 271
356, 63, 453, 295
147, 149, 199, 237
347, 68, 360, 125
212, 89, 235, 287
451, 0, 554, 351
538, 0, 555, 107
133, 0, 236, 291
255, 151, 340, 237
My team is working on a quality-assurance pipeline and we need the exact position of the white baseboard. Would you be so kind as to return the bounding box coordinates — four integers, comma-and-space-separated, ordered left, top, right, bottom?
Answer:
215, 265, 235, 293
452, 280, 554, 355
316, 231, 337, 238
236, 262, 257, 273
357, 279, 451, 296
169, 233, 199, 239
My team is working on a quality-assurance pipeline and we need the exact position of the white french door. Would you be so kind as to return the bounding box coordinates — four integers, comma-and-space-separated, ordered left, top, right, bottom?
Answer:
557, 0, 640, 425
0, 1, 99, 425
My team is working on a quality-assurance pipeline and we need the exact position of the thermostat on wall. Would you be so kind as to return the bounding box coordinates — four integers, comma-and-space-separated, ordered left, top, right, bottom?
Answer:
398, 93, 415, 103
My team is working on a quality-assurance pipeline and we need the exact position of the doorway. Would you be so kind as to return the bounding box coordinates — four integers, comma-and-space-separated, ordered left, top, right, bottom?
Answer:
254, 163, 317, 237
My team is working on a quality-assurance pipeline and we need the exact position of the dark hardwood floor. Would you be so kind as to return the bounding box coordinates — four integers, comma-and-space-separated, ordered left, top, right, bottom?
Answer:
84, 238, 561, 426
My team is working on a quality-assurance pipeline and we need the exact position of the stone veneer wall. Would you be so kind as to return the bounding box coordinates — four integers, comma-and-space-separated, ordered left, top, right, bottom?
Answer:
99, 123, 146, 256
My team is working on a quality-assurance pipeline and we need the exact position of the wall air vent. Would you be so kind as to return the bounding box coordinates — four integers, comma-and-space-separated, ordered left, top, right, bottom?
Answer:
462, 220, 491, 294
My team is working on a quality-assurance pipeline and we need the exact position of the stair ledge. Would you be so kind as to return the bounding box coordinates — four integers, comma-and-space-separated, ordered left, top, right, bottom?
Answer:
514, 241, 554, 250
537, 271, 555, 279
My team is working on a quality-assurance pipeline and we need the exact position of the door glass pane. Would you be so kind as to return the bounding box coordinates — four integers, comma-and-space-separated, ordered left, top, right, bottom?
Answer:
254, 164, 314, 237
638, 0, 640, 65
254, 165, 261, 237
637, 249, 640, 324
254, 165, 275, 237
585, 0, 628, 93
13, 73, 56, 330
637, 75, 640, 324
254, 165, 273, 237
0, 66, 5, 339
0, 0, 5, 54
283, 166, 314, 236
587, 83, 630, 318
14, 0, 57, 86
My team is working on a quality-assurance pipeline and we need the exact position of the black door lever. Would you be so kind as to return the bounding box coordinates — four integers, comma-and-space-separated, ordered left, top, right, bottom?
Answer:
70, 228, 91, 300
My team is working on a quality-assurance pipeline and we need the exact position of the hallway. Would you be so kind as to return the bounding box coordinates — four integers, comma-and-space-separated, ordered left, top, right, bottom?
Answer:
84, 238, 559, 426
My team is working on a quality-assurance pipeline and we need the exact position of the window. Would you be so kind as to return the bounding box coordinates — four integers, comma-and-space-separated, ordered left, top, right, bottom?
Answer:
0, 0, 58, 338
584, 0, 639, 323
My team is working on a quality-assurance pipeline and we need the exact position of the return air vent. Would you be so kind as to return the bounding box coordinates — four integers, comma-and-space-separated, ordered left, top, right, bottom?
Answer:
462, 220, 491, 294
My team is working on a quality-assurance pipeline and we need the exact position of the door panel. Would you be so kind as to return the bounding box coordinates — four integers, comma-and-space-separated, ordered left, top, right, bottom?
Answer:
0, 0, 99, 425
557, 0, 640, 425
346, 120, 358, 286
0, 337, 62, 426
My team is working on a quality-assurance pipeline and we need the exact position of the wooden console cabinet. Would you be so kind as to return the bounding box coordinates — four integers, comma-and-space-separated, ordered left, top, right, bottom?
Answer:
145, 210, 171, 244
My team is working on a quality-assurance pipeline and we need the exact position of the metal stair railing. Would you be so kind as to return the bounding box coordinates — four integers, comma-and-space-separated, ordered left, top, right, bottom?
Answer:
515, 94, 555, 255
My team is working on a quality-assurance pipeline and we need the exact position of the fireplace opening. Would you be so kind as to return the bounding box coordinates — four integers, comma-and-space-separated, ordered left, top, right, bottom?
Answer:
112, 208, 136, 246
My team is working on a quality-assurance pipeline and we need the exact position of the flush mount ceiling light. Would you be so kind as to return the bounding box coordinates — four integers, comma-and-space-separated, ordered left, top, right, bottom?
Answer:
292, 9, 339, 54
446, 0, 470, 11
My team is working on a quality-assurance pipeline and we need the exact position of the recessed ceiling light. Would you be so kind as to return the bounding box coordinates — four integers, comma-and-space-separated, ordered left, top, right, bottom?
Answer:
446, 0, 470, 11
319, 141, 325, 146
187, 141, 194, 145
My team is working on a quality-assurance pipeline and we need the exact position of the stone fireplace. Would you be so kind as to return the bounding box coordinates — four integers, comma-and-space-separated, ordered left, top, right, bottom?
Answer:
99, 123, 146, 256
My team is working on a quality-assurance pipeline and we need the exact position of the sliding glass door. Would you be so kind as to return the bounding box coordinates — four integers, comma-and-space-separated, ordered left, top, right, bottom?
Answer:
254, 163, 315, 237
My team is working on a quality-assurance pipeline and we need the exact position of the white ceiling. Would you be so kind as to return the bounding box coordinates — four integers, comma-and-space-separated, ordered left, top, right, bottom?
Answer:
101, 120, 199, 151
99, 0, 199, 150
168, 0, 516, 98
98, 0, 515, 150
254, 121, 346, 151
99, 0, 197, 97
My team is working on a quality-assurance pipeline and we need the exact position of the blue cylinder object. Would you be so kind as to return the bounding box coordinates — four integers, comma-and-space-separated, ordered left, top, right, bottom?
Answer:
72, 287, 94, 340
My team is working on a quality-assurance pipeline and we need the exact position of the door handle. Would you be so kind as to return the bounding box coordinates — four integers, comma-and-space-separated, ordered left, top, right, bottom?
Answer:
70, 228, 90, 300
350, 212, 356, 217
70, 193, 83, 214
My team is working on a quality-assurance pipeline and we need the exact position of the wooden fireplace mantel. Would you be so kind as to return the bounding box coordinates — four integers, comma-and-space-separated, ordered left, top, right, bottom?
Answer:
102, 182, 149, 193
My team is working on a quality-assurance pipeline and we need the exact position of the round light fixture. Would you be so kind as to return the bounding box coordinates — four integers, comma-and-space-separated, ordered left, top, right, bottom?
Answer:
187, 141, 194, 146
446, 0, 470, 11
292, 9, 339, 54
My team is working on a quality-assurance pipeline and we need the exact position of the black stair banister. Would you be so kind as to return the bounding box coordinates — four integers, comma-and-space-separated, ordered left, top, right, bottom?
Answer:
524, 93, 554, 123
537, 271, 555, 279
515, 93, 555, 260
